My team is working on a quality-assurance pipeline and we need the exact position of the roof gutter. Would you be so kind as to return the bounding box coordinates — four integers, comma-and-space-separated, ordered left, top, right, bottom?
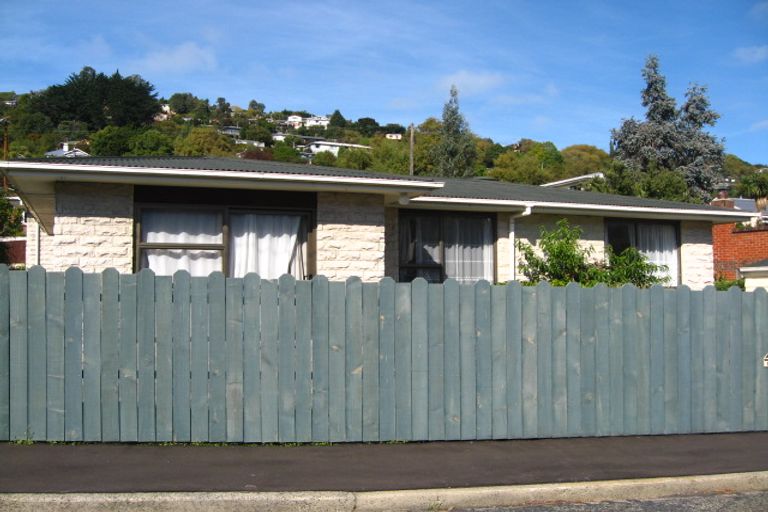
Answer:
409, 196, 757, 223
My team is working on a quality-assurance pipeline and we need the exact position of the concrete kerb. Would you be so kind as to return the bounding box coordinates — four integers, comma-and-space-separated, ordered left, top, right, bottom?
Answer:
3, 471, 768, 512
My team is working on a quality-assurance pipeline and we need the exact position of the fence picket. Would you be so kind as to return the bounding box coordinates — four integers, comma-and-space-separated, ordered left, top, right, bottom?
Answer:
551, 285, 567, 437
676, 286, 692, 433
243, 274, 262, 442
635, 285, 651, 435
136, 269, 156, 441
208, 273, 226, 442
295, 280, 313, 443
118, 273, 138, 442
310, 276, 329, 441
63, 268, 82, 441
411, 278, 428, 441
491, 284, 507, 439
155, 276, 173, 442
278, 275, 297, 442
506, 282, 523, 438
0, 265, 9, 440
649, 285, 665, 434
460, 282, 477, 439
189, 277, 209, 442
100, 269, 120, 442
521, 285, 537, 438
565, 283, 581, 437
27, 266, 47, 440
579, 285, 596, 436
260, 278, 279, 442
535, 282, 552, 437
378, 278, 396, 441
476, 281, 492, 439
394, 283, 413, 440
10, 270, 28, 440
621, 285, 637, 435
608, 286, 623, 435
362, 282, 380, 441
741, 290, 756, 430
345, 277, 363, 442
82, 273, 102, 441
427, 282, 445, 441
663, 288, 678, 433
172, 271, 191, 442
728, 287, 743, 431
45, 272, 65, 441
443, 279, 461, 440
225, 277, 244, 442
754, 289, 768, 430
701, 287, 717, 432
594, 284, 610, 436
328, 281, 347, 442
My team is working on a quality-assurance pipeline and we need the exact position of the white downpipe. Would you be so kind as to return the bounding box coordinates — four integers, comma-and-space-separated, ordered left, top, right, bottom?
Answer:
510, 206, 533, 281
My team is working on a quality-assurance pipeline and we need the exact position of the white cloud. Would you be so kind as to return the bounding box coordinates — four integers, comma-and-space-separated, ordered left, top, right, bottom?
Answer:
438, 70, 505, 96
134, 42, 217, 74
750, 119, 768, 131
493, 82, 559, 106
733, 45, 768, 64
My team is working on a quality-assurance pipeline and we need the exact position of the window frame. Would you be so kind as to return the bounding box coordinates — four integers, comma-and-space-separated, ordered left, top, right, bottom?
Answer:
135, 202, 315, 278
398, 209, 497, 283
604, 218, 682, 283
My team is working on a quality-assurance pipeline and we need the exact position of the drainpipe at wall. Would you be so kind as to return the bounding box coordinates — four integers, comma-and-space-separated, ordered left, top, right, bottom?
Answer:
509, 205, 533, 281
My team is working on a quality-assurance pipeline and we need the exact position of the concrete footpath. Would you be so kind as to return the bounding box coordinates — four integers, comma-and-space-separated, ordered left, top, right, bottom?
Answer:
2, 432, 768, 510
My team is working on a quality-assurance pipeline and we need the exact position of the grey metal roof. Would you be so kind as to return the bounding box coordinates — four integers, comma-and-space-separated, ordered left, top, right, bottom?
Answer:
20, 156, 440, 183
10, 156, 740, 213
427, 178, 733, 212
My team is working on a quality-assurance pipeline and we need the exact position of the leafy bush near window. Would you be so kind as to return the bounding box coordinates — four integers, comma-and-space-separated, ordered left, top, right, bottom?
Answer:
714, 275, 745, 291
516, 219, 668, 288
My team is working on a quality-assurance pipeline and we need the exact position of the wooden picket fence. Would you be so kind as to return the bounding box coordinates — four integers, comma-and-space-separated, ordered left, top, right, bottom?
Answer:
1, 265, 767, 443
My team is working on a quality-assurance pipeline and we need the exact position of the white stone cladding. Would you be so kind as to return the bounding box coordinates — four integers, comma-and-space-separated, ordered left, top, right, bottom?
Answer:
496, 213, 511, 282
25, 182, 134, 273
384, 207, 399, 279
680, 220, 714, 289
316, 192, 386, 282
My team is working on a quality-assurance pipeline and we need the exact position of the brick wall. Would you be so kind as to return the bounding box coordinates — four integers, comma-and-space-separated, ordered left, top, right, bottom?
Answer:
712, 223, 768, 279
26, 182, 134, 273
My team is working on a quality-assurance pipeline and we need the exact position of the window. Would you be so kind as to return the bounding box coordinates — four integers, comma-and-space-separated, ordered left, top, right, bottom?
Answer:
605, 219, 679, 285
399, 211, 494, 283
137, 207, 309, 279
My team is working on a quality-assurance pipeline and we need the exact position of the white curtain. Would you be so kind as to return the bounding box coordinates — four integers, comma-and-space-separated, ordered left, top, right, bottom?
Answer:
399, 216, 442, 282
637, 224, 679, 285
443, 216, 494, 283
142, 210, 223, 276
229, 213, 304, 279
142, 249, 222, 277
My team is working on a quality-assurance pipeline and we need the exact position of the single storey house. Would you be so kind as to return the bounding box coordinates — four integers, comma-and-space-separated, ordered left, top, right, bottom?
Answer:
1, 157, 753, 288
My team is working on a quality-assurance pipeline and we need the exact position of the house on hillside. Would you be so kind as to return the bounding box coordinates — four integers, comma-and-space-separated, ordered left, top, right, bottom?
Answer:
44, 142, 90, 158
306, 141, 371, 157
2, 157, 752, 287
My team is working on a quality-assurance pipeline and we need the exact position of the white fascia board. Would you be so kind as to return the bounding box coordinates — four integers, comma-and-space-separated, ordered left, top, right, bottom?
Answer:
409, 196, 757, 222
1, 161, 442, 192
739, 266, 768, 274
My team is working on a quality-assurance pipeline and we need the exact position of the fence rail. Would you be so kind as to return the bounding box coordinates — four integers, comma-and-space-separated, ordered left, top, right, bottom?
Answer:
1, 265, 766, 443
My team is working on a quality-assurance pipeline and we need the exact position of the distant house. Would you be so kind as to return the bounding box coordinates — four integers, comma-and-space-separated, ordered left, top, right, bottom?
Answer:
385, 133, 403, 140
154, 104, 173, 122
306, 141, 371, 157
541, 172, 604, 190
304, 116, 330, 129
44, 142, 90, 158
286, 115, 303, 129
218, 126, 241, 138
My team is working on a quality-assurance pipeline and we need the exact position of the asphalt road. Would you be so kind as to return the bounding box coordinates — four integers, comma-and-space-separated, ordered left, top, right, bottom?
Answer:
459, 490, 768, 511
2, 432, 768, 493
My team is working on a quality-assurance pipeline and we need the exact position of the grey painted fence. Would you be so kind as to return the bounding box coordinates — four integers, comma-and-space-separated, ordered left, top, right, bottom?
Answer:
1, 265, 767, 443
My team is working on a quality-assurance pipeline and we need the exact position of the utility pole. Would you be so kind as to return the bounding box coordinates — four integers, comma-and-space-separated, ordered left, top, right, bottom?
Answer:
1, 119, 8, 190
409, 123, 414, 176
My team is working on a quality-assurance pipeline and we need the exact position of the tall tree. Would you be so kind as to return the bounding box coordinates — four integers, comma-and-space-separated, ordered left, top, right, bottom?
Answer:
611, 56, 724, 200
432, 86, 476, 177
329, 109, 347, 128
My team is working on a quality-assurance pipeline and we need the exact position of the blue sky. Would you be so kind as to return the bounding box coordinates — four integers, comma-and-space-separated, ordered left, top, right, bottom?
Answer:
2, 0, 767, 163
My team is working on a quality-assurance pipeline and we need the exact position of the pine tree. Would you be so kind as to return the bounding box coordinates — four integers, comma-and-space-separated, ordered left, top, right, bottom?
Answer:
432, 86, 476, 177
611, 56, 724, 201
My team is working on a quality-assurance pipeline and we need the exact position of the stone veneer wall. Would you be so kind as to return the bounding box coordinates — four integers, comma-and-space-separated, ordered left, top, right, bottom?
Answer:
384, 207, 399, 279
496, 213, 511, 282
315, 192, 386, 282
680, 220, 714, 289
25, 182, 134, 273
